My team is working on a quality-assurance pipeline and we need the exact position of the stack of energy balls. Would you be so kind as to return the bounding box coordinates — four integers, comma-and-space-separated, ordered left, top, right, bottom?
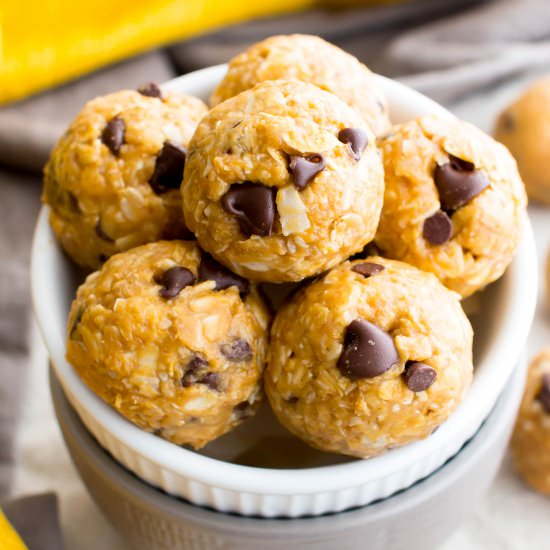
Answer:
44, 35, 527, 459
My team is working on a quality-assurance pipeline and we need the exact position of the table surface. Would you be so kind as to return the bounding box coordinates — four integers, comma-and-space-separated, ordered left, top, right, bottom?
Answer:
14, 70, 550, 549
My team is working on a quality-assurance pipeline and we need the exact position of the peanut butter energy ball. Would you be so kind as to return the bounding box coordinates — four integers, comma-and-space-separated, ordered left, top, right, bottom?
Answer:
494, 78, 550, 204
266, 257, 473, 458
43, 85, 208, 270
67, 240, 270, 449
182, 79, 384, 283
211, 34, 391, 136
511, 349, 550, 495
375, 115, 527, 298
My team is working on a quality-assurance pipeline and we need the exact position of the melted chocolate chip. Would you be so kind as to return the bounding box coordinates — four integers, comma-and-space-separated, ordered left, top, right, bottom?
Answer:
337, 320, 399, 379
181, 356, 208, 387
154, 266, 196, 299
434, 154, 489, 212
404, 361, 437, 392
538, 374, 550, 414
101, 116, 125, 155
338, 128, 369, 161
137, 82, 163, 99
221, 182, 277, 237
352, 262, 384, 278
423, 210, 453, 245
198, 253, 249, 297
95, 219, 114, 242
288, 154, 326, 190
149, 142, 187, 194
220, 339, 252, 362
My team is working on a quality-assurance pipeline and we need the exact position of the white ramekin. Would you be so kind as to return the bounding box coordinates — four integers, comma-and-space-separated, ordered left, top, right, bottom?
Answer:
31, 65, 538, 518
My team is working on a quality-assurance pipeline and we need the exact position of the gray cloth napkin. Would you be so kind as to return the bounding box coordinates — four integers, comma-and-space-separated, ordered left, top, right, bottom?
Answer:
2, 493, 64, 549
2, 0, 550, 540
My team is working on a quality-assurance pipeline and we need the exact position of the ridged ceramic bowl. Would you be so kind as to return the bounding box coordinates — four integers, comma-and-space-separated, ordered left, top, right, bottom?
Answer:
31, 65, 538, 518
52, 359, 525, 550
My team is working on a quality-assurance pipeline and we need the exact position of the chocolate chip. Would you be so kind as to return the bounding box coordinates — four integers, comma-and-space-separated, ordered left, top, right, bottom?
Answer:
286, 396, 299, 404
221, 182, 277, 237
149, 142, 187, 194
220, 339, 252, 362
198, 372, 220, 391
181, 356, 208, 387
423, 210, 453, 245
98, 254, 109, 264
67, 191, 81, 213
338, 128, 369, 161
404, 361, 437, 392
288, 154, 326, 190
154, 266, 196, 299
95, 219, 114, 242
101, 116, 125, 155
137, 82, 163, 99
500, 111, 515, 131
337, 319, 399, 379
69, 306, 85, 339
352, 262, 384, 278
538, 374, 550, 414
434, 154, 489, 212
234, 400, 254, 418
199, 253, 249, 297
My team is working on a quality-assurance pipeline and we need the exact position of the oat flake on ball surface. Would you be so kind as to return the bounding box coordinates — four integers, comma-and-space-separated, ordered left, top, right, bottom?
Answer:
375, 115, 527, 298
43, 87, 207, 270
266, 257, 473, 458
182, 79, 384, 283
66, 240, 270, 449
211, 34, 391, 136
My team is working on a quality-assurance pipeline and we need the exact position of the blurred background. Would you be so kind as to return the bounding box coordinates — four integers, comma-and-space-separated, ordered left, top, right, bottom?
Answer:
2, 0, 550, 548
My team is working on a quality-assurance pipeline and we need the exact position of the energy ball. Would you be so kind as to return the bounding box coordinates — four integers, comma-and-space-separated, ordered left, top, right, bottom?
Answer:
494, 78, 550, 204
211, 34, 391, 136
66, 240, 270, 449
375, 115, 527, 298
265, 257, 473, 458
43, 86, 208, 270
182, 79, 384, 283
511, 349, 550, 495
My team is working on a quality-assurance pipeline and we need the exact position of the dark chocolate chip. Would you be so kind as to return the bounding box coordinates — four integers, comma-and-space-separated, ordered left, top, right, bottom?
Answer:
352, 262, 384, 278
95, 219, 114, 242
154, 266, 196, 299
137, 82, 163, 99
338, 128, 369, 161
221, 182, 277, 237
198, 372, 221, 391
434, 154, 489, 212
69, 306, 85, 339
404, 361, 437, 392
220, 339, 252, 362
101, 116, 125, 155
500, 111, 515, 132
422, 210, 453, 245
538, 374, 550, 414
149, 142, 187, 194
181, 355, 208, 387
67, 191, 81, 213
234, 400, 254, 418
288, 154, 326, 190
337, 319, 399, 379
199, 253, 249, 297
286, 395, 299, 404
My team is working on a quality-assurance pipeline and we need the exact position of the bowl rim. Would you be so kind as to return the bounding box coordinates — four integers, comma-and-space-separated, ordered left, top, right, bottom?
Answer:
31, 65, 539, 496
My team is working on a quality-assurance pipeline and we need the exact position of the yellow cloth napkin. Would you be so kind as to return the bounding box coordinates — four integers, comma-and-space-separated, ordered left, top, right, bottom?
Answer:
0, 509, 27, 550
